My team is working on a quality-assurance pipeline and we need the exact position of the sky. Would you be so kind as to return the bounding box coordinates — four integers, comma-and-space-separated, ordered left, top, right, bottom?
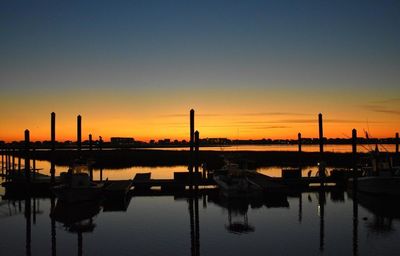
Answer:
1, 0, 399, 142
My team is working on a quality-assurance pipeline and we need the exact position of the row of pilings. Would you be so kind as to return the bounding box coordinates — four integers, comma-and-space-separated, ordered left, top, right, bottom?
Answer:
1, 111, 400, 183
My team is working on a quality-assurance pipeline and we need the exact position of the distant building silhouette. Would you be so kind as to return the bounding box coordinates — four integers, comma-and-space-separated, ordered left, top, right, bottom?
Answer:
110, 137, 135, 145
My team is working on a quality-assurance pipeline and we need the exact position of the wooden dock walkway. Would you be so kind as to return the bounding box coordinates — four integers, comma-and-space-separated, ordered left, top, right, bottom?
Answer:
104, 180, 133, 196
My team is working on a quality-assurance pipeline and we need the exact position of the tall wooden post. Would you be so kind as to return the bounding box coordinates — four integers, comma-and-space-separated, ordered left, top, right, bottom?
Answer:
32, 148, 36, 179
25, 130, 30, 183
195, 131, 200, 175
298, 132, 302, 153
1, 147, 4, 174
318, 113, 324, 154
18, 152, 21, 175
89, 134, 93, 151
1, 148, 3, 174
77, 115, 82, 152
190, 109, 195, 152
51, 112, 56, 184
51, 112, 56, 151
189, 109, 195, 175
12, 148, 16, 171
352, 129, 358, 180
396, 132, 399, 161
6, 149, 9, 173
99, 136, 103, 151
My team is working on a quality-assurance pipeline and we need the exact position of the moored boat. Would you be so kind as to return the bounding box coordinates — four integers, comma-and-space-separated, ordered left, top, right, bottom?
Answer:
349, 147, 400, 196
52, 163, 104, 203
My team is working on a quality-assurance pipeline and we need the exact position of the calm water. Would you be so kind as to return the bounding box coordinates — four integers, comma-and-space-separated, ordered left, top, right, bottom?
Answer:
9, 160, 329, 180
1, 177, 400, 256
1, 158, 400, 256
146, 144, 396, 153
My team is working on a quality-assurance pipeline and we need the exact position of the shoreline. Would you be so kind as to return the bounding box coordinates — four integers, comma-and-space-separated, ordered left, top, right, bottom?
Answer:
6, 149, 396, 169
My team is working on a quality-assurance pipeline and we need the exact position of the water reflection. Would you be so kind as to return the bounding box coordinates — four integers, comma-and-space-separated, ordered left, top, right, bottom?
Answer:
2, 175, 400, 255
352, 192, 400, 234
51, 200, 101, 256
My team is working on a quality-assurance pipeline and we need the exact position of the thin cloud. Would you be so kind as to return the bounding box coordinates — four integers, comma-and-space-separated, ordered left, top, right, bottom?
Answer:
363, 105, 400, 116
159, 112, 311, 118
235, 112, 311, 117
369, 98, 400, 105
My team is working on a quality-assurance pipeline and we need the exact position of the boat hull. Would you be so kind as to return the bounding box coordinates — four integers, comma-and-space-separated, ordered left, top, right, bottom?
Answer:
52, 185, 103, 203
351, 177, 400, 196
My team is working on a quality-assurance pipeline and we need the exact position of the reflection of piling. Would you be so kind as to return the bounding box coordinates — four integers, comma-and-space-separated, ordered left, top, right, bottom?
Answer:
51, 112, 56, 183
189, 196, 195, 255
89, 134, 93, 151
77, 115, 82, 152
25, 130, 30, 184
25, 197, 32, 256
318, 113, 324, 154
298, 194, 302, 223
194, 193, 200, 256
298, 132, 302, 153
78, 232, 83, 256
51, 196, 57, 256
318, 191, 325, 252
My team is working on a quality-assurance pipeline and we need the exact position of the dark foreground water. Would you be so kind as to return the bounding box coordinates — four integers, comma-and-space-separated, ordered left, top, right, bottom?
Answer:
1, 177, 400, 256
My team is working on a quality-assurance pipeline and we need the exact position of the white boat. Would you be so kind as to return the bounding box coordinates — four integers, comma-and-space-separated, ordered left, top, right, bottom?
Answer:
52, 163, 104, 203
213, 160, 261, 197
350, 148, 400, 196
355, 170, 400, 196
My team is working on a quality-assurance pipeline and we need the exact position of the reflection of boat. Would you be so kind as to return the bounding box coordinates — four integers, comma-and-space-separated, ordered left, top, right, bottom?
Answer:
52, 163, 104, 203
51, 199, 101, 255
208, 191, 290, 235
350, 191, 400, 219
51, 199, 101, 226
349, 191, 400, 234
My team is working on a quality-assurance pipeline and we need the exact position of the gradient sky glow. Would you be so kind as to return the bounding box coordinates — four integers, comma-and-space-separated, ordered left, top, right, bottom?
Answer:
1, 0, 399, 142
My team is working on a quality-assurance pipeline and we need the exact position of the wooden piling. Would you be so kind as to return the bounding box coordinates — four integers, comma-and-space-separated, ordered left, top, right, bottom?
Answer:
51, 112, 56, 183
6, 149, 9, 173
298, 132, 302, 153
25, 130, 30, 183
12, 148, 16, 171
190, 109, 195, 153
195, 131, 200, 174
318, 113, 324, 154
18, 152, 21, 175
1, 148, 3, 174
32, 148, 36, 179
51, 112, 56, 151
396, 132, 399, 156
77, 115, 82, 151
99, 136, 103, 151
89, 134, 93, 151
352, 129, 357, 180
189, 109, 195, 175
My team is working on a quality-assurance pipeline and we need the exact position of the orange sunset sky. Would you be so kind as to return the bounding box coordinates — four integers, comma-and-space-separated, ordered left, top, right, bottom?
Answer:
1, 1, 399, 142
